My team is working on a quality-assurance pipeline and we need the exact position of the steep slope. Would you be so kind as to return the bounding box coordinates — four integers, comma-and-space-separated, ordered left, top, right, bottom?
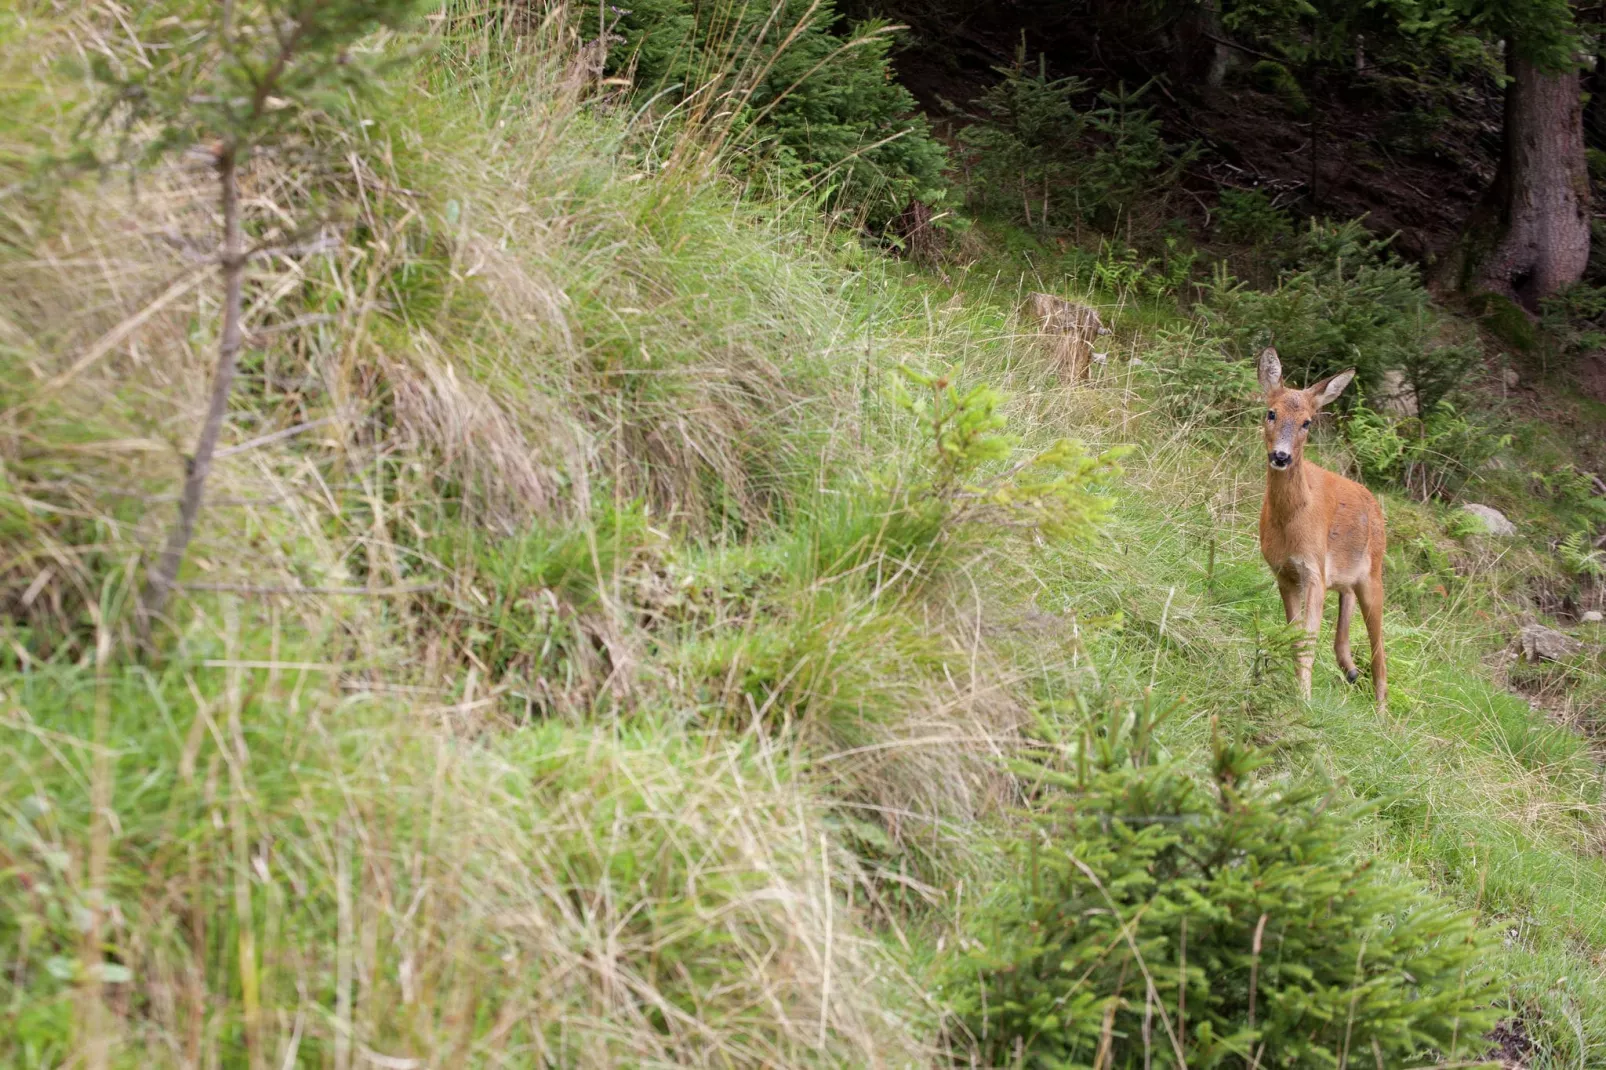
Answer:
2, 6, 1603, 1067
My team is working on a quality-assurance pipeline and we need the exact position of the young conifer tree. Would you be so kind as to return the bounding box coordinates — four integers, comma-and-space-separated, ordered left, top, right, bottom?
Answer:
79, 0, 424, 636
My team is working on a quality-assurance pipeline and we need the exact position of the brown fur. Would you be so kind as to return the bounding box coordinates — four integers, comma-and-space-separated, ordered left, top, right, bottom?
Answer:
1256, 348, 1388, 710
1025, 293, 1106, 382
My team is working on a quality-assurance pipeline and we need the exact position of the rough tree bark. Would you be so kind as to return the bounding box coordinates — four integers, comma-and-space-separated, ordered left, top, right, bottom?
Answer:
1478, 46, 1590, 309
1171, 0, 1234, 90
140, 145, 245, 629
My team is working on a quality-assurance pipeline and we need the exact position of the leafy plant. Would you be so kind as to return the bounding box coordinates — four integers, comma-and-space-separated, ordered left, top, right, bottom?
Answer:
958, 43, 1089, 229
1248, 59, 1310, 114
1539, 281, 1606, 354
892, 364, 1127, 543
942, 698, 1499, 1068
1084, 238, 1198, 298
1347, 402, 1508, 500
1559, 529, 1606, 580
1079, 81, 1197, 227
960, 50, 1192, 230
1149, 326, 1260, 424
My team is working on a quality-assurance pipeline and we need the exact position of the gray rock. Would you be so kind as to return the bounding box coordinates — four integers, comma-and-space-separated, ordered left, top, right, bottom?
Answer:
1518, 624, 1582, 663
1461, 503, 1516, 536
1502, 367, 1520, 389
1583, 610, 1604, 624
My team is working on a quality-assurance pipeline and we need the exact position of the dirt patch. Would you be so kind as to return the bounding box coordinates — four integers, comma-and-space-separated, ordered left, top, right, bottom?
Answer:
1575, 349, 1606, 406
1487, 1017, 1537, 1069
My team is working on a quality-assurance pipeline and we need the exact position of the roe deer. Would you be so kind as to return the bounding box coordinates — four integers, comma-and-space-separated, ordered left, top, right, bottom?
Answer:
1256, 348, 1387, 710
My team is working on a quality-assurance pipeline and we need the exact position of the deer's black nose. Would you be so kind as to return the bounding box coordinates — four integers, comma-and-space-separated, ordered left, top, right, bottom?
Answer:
1269, 450, 1292, 469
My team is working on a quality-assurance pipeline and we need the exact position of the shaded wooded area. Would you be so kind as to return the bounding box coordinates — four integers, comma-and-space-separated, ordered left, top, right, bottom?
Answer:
838, 0, 1602, 307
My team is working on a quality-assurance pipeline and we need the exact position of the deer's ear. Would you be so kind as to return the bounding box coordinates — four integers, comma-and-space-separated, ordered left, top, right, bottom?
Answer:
1257, 348, 1283, 395
1309, 368, 1356, 407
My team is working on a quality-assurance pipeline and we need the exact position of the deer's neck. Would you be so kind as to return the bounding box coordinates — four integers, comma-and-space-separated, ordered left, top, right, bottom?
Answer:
1265, 459, 1313, 519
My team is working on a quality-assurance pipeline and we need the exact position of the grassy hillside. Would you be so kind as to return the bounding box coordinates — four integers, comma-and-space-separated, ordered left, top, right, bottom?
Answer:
2, 3, 1603, 1067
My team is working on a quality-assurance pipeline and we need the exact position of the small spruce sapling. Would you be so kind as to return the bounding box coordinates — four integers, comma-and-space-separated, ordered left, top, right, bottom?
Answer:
77, 0, 425, 634
944, 700, 1499, 1067
892, 364, 1127, 542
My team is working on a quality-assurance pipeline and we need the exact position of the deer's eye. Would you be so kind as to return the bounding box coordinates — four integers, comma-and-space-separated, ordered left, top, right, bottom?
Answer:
1301, 419, 1311, 429
1266, 409, 1276, 421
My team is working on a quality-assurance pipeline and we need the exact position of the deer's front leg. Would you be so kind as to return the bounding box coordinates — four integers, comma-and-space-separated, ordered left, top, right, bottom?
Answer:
1298, 579, 1326, 701
1278, 577, 1301, 625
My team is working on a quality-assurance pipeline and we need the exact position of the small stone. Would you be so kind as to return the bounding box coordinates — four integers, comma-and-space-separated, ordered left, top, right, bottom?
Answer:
1502, 367, 1520, 389
1460, 503, 1516, 536
1583, 610, 1604, 624
1129, 357, 1143, 366
1092, 352, 1109, 364
1518, 623, 1582, 663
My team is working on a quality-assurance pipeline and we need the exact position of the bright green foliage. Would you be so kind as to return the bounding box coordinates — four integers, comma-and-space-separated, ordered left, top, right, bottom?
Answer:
1086, 239, 1199, 298
1203, 219, 1477, 413
1539, 281, 1606, 354
1217, 0, 1509, 74
1559, 529, 1606, 579
606, 0, 947, 226
1346, 402, 1509, 500
960, 48, 1192, 230
943, 699, 1499, 1069
892, 364, 1128, 543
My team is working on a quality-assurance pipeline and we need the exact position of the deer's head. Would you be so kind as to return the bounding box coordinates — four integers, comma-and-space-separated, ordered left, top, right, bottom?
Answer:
1258, 347, 1354, 472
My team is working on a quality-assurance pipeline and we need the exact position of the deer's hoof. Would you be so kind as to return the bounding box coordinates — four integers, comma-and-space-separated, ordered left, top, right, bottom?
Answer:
1345, 668, 1360, 684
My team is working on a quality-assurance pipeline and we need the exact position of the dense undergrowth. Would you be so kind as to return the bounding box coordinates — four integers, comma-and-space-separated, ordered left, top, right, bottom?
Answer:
2, 2, 1605, 1067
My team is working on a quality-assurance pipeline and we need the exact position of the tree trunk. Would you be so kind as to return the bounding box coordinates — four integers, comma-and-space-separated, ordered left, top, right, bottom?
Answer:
140, 146, 246, 632
1478, 46, 1590, 309
1171, 0, 1233, 90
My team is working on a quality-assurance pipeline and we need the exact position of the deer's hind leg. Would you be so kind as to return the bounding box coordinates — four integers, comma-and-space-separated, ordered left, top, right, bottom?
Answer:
1334, 588, 1359, 683
1356, 576, 1387, 711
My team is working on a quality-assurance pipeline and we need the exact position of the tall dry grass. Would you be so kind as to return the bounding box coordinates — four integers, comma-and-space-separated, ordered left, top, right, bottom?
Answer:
0, 3, 1040, 1064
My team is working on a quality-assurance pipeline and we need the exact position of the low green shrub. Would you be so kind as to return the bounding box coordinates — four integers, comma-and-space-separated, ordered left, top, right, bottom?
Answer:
956, 46, 1089, 229
1559, 528, 1606, 581
1347, 402, 1508, 500
941, 698, 1499, 1068
959, 46, 1192, 230
1203, 219, 1476, 413
1081, 238, 1199, 299
891, 364, 1128, 544
1248, 59, 1310, 115
1539, 281, 1606, 354
606, 0, 947, 228
1213, 188, 1293, 247
1469, 290, 1539, 353
1148, 325, 1260, 425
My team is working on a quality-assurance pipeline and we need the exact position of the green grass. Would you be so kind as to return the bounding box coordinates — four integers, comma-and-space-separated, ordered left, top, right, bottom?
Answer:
2, 4, 1605, 1067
